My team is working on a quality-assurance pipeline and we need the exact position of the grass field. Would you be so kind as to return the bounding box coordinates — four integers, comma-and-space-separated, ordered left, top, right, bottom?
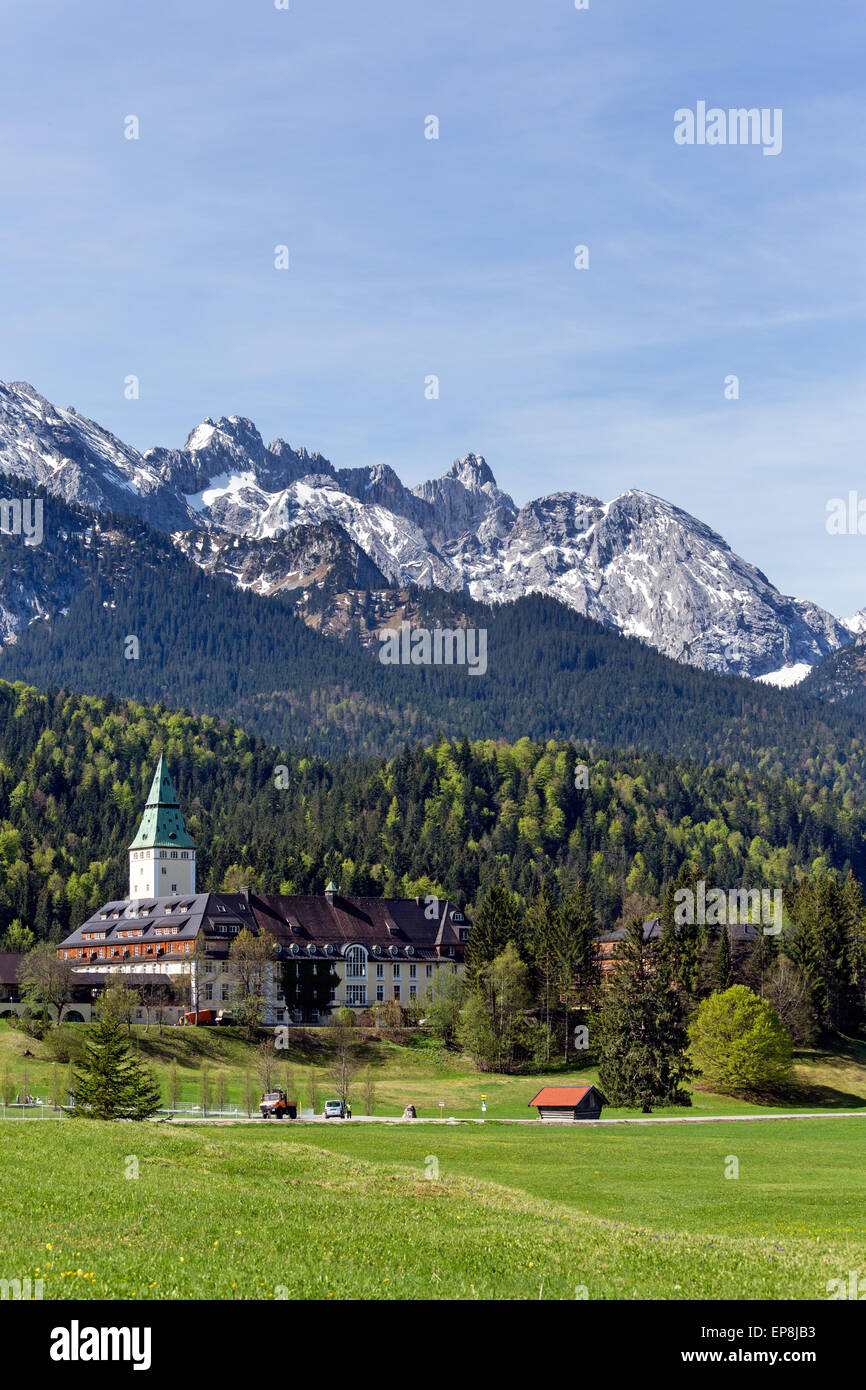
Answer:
2, 1021, 866, 1120
2, 1021, 864, 1301
0, 1117, 863, 1300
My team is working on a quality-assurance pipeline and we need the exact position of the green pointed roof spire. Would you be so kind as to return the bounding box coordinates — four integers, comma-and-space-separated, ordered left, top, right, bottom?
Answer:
129, 755, 195, 851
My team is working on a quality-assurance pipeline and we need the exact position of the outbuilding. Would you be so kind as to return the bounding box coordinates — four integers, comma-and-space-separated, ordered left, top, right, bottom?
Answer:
528, 1085, 606, 1122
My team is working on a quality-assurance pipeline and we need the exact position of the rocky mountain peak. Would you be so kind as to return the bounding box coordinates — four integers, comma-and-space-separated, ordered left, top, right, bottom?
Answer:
444, 453, 498, 490
0, 379, 854, 681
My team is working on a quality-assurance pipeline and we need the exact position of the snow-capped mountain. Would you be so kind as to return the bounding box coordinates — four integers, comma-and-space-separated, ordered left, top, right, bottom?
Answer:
0, 381, 854, 679
0, 381, 192, 530
452, 488, 849, 678
173, 519, 390, 598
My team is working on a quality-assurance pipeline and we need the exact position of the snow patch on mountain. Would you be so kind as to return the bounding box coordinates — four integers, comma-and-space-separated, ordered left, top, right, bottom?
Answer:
0, 380, 855, 681
756, 663, 813, 688
842, 608, 866, 635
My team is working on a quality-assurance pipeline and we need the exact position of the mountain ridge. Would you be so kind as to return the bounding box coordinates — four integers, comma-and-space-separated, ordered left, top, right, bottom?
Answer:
0, 379, 853, 681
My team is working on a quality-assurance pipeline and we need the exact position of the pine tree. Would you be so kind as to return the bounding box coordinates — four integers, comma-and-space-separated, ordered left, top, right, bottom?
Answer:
553, 881, 600, 1061
598, 918, 692, 1112
659, 865, 708, 1006
125, 1062, 162, 1121
715, 924, 733, 992
524, 884, 558, 1062
464, 880, 524, 981
72, 1014, 160, 1120
785, 875, 857, 1032
73, 1016, 137, 1119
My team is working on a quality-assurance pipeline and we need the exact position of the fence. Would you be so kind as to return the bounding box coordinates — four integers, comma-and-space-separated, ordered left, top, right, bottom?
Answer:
0, 1102, 64, 1121
157, 1106, 258, 1119
0, 1102, 271, 1121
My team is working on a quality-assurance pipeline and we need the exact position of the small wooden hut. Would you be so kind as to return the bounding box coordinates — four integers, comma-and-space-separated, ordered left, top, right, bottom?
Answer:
528, 1085, 606, 1122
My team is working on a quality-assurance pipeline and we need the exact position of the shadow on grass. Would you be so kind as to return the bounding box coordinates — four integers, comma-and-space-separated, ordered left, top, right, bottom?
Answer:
794, 1033, 866, 1070
693, 1079, 866, 1109
781, 1081, 866, 1109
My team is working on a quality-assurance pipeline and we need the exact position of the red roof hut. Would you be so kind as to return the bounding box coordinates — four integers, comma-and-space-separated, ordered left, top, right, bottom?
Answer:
528, 1085, 606, 1122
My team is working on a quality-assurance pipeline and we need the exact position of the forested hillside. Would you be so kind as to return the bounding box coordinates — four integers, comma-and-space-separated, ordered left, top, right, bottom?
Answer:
1, 680, 864, 944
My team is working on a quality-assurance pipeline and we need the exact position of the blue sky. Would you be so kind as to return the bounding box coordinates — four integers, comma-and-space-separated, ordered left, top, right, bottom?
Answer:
1, 0, 864, 614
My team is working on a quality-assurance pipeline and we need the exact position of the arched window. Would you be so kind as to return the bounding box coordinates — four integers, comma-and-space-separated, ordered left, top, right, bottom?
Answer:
345, 945, 367, 979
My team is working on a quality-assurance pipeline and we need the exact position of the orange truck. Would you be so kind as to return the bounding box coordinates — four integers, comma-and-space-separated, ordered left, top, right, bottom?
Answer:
259, 1090, 297, 1120
179, 1009, 235, 1026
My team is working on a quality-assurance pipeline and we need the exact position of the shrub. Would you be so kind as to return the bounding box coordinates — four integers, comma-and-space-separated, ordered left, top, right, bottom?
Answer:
689, 985, 793, 1096
43, 1024, 85, 1064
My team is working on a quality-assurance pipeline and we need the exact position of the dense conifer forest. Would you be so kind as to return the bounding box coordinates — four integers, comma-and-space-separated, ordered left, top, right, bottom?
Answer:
1, 679, 865, 949
2, 487, 866, 796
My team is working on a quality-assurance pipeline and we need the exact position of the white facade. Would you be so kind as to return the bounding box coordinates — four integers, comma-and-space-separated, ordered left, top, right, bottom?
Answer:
129, 846, 196, 899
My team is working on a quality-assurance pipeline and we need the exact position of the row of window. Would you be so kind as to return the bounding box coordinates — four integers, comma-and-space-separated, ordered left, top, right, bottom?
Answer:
346, 959, 432, 980
66, 941, 193, 960
345, 984, 417, 1005
202, 984, 231, 1002
131, 850, 193, 860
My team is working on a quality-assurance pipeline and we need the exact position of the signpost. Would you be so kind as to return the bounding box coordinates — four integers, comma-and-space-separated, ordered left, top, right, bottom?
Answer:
481, 1093, 487, 1117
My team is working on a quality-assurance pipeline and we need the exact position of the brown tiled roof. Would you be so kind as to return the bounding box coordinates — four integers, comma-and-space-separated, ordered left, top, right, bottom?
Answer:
251, 894, 468, 960
57, 891, 471, 963
57, 893, 254, 951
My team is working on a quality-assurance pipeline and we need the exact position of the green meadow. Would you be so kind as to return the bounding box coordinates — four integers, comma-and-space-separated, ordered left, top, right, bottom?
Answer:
0, 1117, 863, 1300
2, 1021, 866, 1120
1, 1020, 864, 1300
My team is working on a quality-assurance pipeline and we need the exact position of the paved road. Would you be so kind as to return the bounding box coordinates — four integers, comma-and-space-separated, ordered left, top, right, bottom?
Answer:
164, 1110, 866, 1127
